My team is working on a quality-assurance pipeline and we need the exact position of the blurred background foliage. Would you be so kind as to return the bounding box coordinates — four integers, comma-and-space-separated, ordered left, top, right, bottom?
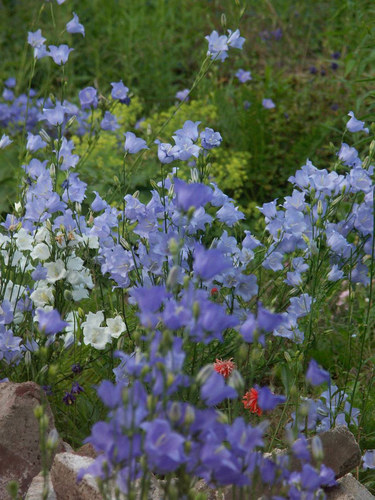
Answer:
1, 0, 375, 219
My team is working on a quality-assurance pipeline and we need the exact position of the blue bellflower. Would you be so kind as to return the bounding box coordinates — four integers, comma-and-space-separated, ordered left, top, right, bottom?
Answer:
124, 132, 148, 154
66, 12, 85, 36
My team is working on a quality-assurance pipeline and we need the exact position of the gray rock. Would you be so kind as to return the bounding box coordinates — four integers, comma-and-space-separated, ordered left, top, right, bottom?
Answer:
318, 426, 362, 478
51, 452, 102, 500
326, 473, 375, 499
25, 472, 56, 500
0, 382, 57, 498
265, 426, 361, 479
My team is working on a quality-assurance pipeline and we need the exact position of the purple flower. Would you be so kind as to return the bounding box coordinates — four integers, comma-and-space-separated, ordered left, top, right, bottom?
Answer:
172, 135, 200, 160
100, 111, 119, 131
111, 80, 129, 102
257, 386, 286, 411
141, 419, 185, 473
48, 45, 74, 65
38, 309, 68, 335
200, 127, 222, 149
300, 464, 322, 491
363, 450, 375, 470
175, 120, 200, 142
28, 29, 46, 49
0, 134, 13, 149
306, 359, 330, 386
26, 133, 47, 152
175, 88, 189, 101
79, 87, 98, 109
71, 363, 83, 374
262, 98, 275, 109
227, 29, 245, 49
173, 178, 213, 212
42, 104, 66, 126
130, 286, 167, 313
235, 69, 252, 83
346, 111, 369, 134
201, 371, 237, 406
5, 77, 16, 88
63, 391, 76, 405
193, 244, 231, 280
66, 12, 85, 36
157, 142, 175, 164
206, 30, 229, 61
71, 381, 84, 394
124, 132, 148, 154
292, 435, 310, 461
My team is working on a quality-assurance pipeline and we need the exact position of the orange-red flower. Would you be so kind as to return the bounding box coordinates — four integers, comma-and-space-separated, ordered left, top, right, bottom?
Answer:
213, 358, 235, 378
243, 387, 262, 416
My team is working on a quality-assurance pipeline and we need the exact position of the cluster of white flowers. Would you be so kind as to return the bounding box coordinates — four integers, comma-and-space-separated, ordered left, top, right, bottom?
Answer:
81, 311, 126, 349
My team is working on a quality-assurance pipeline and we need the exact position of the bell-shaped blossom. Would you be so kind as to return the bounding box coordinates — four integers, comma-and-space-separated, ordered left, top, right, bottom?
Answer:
346, 111, 369, 134
79, 86, 98, 109
48, 44, 74, 65
235, 69, 252, 83
66, 12, 85, 36
306, 359, 330, 386
111, 80, 129, 102
37, 309, 68, 335
124, 132, 148, 154
173, 178, 213, 212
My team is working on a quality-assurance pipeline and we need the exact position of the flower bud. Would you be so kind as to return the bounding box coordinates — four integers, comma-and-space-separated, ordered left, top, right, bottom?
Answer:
196, 364, 214, 385
66, 115, 76, 128
168, 238, 179, 255
192, 301, 200, 320
46, 428, 59, 450
190, 167, 199, 183
221, 13, 227, 29
166, 265, 179, 290
64, 289, 73, 301
228, 370, 244, 391
311, 435, 324, 461
317, 200, 323, 216
25, 351, 31, 366
34, 405, 44, 419
284, 351, 292, 363
49, 164, 56, 177
184, 405, 195, 426
39, 129, 51, 143
168, 402, 182, 422
120, 237, 130, 250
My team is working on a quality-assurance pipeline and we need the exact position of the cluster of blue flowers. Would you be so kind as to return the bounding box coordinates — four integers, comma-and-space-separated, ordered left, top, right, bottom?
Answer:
0, 2, 374, 497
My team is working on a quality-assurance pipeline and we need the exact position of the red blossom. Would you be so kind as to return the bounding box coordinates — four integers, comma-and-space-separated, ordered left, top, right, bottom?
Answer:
213, 358, 235, 378
243, 387, 262, 416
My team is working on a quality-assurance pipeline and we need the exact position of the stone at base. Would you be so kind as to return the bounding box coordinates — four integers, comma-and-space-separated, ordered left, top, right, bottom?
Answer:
325, 473, 375, 500
51, 452, 101, 500
0, 382, 57, 498
25, 472, 56, 500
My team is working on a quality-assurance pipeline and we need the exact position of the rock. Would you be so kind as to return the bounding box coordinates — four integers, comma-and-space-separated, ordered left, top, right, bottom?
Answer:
51, 452, 102, 500
57, 440, 75, 454
265, 426, 361, 479
25, 472, 56, 500
75, 443, 98, 459
0, 381, 57, 498
325, 473, 375, 499
318, 426, 362, 478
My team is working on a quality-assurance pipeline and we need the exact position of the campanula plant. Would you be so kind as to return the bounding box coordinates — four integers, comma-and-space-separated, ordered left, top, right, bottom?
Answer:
0, 0, 374, 498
